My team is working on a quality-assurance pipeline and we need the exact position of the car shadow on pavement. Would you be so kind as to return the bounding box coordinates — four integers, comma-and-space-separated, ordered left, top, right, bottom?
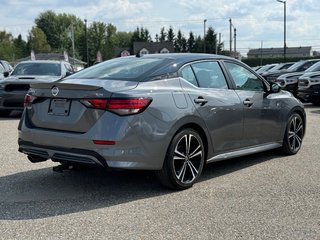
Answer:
0, 111, 22, 120
0, 150, 280, 220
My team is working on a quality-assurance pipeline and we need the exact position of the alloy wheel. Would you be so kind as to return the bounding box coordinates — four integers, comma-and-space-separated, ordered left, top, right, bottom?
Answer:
288, 115, 303, 152
173, 133, 203, 184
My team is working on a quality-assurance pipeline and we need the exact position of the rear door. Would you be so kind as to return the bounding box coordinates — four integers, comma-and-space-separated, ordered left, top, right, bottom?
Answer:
180, 60, 243, 153
223, 61, 282, 147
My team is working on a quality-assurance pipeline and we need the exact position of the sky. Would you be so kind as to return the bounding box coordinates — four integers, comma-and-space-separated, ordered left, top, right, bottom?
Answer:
1, 0, 320, 56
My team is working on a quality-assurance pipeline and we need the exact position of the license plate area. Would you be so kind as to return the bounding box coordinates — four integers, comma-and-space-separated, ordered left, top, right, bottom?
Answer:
48, 99, 71, 116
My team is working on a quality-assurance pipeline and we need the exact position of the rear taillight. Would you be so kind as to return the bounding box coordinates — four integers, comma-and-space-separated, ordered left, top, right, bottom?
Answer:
24, 94, 37, 108
81, 98, 151, 116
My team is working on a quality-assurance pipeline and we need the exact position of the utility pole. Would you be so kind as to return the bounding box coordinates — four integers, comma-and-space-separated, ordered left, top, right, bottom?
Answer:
277, 0, 286, 62
84, 19, 89, 67
229, 18, 232, 57
204, 19, 207, 53
71, 23, 75, 67
260, 40, 263, 66
234, 28, 237, 58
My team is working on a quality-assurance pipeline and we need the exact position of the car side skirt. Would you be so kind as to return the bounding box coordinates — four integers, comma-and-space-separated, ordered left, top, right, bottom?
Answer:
207, 142, 282, 163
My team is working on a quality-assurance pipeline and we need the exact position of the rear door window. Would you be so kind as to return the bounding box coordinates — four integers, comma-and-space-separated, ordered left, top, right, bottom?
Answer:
180, 61, 229, 89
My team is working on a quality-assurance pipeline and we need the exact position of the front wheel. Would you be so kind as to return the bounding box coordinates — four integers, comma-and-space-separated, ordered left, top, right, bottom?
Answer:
281, 113, 304, 155
156, 129, 205, 190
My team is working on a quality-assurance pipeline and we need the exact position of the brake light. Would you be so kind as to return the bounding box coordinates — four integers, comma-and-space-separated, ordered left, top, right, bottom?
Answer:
24, 94, 37, 108
92, 140, 116, 145
81, 98, 151, 116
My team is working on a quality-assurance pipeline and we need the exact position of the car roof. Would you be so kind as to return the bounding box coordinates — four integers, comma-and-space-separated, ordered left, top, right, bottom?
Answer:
141, 53, 235, 62
18, 60, 68, 64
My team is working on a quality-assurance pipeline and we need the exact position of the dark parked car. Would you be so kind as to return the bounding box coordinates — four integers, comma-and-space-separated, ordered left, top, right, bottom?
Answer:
262, 62, 294, 82
276, 60, 320, 96
18, 54, 305, 189
297, 71, 320, 105
256, 63, 278, 75
0, 60, 13, 79
265, 59, 319, 84
0, 60, 74, 116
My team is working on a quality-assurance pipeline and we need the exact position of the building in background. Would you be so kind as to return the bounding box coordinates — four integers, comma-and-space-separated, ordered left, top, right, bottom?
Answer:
247, 46, 312, 59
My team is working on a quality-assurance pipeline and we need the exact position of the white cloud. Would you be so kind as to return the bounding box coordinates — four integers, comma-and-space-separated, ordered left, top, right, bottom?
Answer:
1, 0, 320, 55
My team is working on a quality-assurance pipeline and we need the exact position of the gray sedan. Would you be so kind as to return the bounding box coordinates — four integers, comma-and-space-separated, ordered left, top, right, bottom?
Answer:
18, 54, 305, 189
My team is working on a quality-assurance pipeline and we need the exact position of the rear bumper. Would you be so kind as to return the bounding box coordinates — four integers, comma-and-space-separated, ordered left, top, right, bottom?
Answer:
18, 140, 108, 167
0, 91, 26, 110
18, 110, 169, 170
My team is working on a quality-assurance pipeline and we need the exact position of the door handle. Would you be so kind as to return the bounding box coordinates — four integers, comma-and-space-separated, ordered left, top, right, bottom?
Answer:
243, 99, 253, 107
194, 97, 208, 106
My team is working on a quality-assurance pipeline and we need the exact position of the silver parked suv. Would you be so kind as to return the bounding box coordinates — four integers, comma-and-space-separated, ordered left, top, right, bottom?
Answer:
18, 54, 306, 189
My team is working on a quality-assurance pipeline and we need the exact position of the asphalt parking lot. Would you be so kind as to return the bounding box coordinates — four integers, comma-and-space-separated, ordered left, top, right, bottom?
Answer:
0, 106, 319, 240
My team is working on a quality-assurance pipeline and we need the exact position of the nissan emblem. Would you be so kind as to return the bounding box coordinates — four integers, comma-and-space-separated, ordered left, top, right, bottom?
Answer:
51, 86, 59, 96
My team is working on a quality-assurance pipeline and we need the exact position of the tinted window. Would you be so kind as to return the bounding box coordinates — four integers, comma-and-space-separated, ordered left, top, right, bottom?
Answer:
67, 57, 165, 80
305, 61, 320, 72
192, 61, 228, 89
181, 65, 197, 86
225, 62, 264, 91
11, 62, 61, 76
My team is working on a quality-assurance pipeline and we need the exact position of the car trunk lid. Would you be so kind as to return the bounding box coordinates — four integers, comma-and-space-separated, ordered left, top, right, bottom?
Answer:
26, 79, 139, 133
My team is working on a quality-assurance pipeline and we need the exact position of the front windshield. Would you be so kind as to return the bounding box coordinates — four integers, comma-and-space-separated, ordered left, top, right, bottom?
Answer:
305, 61, 320, 72
67, 57, 166, 81
11, 62, 61, 76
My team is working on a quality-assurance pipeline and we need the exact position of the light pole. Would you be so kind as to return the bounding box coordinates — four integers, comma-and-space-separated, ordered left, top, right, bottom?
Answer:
84, 19, 89, 67
277, 0, 286, 62
203, 19, 207, 53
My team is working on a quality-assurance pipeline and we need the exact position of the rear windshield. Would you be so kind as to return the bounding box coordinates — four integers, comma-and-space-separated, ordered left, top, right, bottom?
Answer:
67, 57, 166, 80
11, 62, 61, 76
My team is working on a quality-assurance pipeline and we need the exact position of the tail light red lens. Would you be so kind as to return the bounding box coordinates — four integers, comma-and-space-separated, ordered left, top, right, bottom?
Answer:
24, 94, 36, 108
81, 98, 151, 116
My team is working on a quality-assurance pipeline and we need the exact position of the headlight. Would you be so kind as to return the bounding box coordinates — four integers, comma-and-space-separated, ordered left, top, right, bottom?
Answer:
310, 79, 320, 83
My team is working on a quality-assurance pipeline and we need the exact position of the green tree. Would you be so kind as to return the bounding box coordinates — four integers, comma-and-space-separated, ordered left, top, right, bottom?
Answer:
174, 30, 183, 52
0, 31, 15, 61
105, 23, 119, 59
13, 34, 28, 59
35, 10, 85, 59
116, 31, 133, 48
87, 21, 108, 62
167, 26, 175, 43
27, 27, 51, 53
35, 11, 60, 49
205, 27, 217, 54
159, 27, 166, 42
187, 31, 196, 52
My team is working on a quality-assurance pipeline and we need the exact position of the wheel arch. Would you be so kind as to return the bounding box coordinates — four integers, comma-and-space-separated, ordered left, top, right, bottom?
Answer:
167, 120, 212, 164
287, 106, 306, 138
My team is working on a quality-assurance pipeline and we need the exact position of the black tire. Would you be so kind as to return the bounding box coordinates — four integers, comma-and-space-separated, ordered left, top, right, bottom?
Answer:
156, 128, 205, 190
0, 109, 11, 117
281, 113, 304, 155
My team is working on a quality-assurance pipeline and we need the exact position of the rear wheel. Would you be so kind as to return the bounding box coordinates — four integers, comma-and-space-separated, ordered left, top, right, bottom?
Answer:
156, 129, 205, 190
281, 113, 304, 155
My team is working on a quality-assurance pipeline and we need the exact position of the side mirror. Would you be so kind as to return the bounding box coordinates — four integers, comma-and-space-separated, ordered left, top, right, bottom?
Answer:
65, 71, 73, 77
3, 71, 9, 77
270, 82, 281, 93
